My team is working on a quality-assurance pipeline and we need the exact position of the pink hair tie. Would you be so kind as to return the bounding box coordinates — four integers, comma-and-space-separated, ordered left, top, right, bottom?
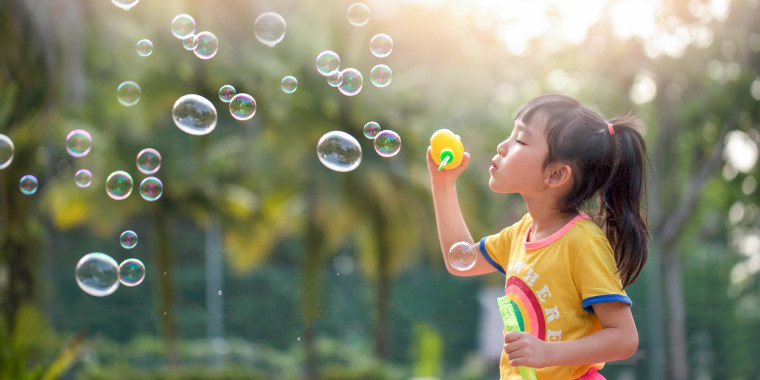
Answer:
607, 122, 615, 135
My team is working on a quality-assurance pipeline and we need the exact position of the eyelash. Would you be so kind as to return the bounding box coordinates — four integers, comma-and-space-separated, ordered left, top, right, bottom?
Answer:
515, 139, 525, 146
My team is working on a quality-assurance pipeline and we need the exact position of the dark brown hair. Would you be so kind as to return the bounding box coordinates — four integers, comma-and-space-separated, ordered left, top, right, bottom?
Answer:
515, 94, 650, 288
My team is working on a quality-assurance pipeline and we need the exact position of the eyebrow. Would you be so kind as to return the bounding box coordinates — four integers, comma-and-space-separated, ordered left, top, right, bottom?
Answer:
513, 121, 533, 136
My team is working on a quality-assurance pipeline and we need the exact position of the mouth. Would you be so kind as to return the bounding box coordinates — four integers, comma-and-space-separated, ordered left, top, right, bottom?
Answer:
489, 160, 498, 172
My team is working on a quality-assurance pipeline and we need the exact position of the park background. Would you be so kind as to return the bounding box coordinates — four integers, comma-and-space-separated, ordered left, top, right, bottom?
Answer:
1, 0, 759, 379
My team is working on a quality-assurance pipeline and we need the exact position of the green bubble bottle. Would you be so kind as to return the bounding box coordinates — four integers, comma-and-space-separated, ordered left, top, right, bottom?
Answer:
430, 129, 464, 171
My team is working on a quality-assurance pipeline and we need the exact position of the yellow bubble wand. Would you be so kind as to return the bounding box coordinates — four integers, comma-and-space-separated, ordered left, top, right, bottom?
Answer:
497, 296, 537, 380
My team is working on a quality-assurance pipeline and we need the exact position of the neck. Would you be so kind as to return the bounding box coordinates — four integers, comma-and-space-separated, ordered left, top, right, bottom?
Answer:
523, 196, 578, 242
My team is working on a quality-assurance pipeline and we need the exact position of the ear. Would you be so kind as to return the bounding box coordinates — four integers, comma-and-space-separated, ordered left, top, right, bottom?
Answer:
544, 163, 572, 188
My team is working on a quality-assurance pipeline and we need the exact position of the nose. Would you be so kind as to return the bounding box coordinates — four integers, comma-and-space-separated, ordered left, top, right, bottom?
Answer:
496, 140, 508, 156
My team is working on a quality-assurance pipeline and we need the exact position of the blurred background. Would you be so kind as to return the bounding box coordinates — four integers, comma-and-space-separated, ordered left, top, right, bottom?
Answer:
1, 0, 759, 379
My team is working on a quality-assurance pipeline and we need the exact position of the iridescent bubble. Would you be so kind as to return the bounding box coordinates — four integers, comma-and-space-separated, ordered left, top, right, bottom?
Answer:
75, 252, 120, 297
327, 70, 343, 87
0, 133, 15, 170
182, 34, 198, 50
229, 93, 257, 121
316, 131, 362, 172
254, 12, 286, 47
448, 241, 478, 271
139, 176, 163, 201
105, 170, 133, 200
218, 85, 236, 102
19, 175, 38, 195
193, 31, 218, 59
370, 64, 392, 88
347, 3, 370, 26
75, 169, 93, 188
172, 94, 218, 136
370, 33, 393, 58
338, 68, 363, 96
119, 258, 146, 286
316, 50, 340, 76
120, 230, 138, 249
374, 130, 401, 157
111, 0, 139, 11
117, 81, 141, 107
281, 76, 298, 94
171, 14, 195, 39
136, 39, 153, 57
136, 148, 161, 175
363, 121, 381, 139
65, 129, 92, 158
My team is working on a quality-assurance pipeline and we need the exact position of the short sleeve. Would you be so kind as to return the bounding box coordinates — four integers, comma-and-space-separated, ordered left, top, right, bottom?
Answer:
479, 214, 531, 275
572, 236, 631, 313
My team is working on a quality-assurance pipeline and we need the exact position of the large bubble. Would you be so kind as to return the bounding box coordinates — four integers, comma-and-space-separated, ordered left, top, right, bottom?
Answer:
105, 170, 133, 200
139, 176, 164, 201
370, 33, 393, 58
254, 12, 286, 47
370, 64, 392, 88
117, 81, 141, 107
171, 14, 196, 39
172, 94, 218, 136
136, 148, 161, 175
0, 133, 15, 170
316, 131, 362, 172
193, 31, 218, 59
338, 68, 363, 96
75, 252, 120, 297
229, 94, 257, 121
119, 258, 146, 287
111, 0, 139, 10
66, 129, 92, 158
347, 3, 370, 26
316, 50, 341, 76
448, 241, 478, 271
19, 175, 38, 195
374, 130, 401, 157
136, 39, 153, 57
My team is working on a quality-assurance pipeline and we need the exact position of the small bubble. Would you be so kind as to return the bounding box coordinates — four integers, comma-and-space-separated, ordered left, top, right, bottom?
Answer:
139, 176, 163, 201
363, 121, 381, 139
120, 230, 138, 249
111, 0, 139, 10
254, 12, 286, 47
338, 68, 363, 96
316, 51, 341, 76
65, 129, 92, 158
117, 81, 141, 107
136, 148, 162, 175
193, 31, 218, 59
281, 76, 298, 94
136, 39, 153, 57
218, 85, 236, 103
327, 70, 343, 87
75, 169, 93, 188
106, 171, 133, 200
448, 241, 478, 271
171, 14, 195, 39
182, 34, 198, 50
0, 134, 14, 170
374, 130, 401, 157
370, 64, 392, 88
119, 258, 146, 286
370, 33, 393, 58
229, 93, 257, 121
19, 175, 38, 195
347, 3, 370, 26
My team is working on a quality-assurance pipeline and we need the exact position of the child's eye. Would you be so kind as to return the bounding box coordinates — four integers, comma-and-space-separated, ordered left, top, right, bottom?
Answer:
515, 139, 526, 146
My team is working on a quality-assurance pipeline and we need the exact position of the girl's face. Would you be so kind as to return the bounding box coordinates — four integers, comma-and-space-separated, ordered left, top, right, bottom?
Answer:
488, 116, 551, 194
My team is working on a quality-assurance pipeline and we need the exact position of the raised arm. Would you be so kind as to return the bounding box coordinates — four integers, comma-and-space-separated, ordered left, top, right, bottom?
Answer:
427, 146, 496, 276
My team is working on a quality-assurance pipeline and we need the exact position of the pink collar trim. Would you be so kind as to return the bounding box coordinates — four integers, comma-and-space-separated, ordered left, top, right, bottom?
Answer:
523, 213, 590, 251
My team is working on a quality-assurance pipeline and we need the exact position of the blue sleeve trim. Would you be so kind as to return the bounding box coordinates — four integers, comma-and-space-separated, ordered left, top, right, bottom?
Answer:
479, 237, 505, 275
582, 294, 632, 313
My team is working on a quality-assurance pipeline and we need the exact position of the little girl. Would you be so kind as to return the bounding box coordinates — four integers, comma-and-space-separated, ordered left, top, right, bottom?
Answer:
427, 94, 649, 379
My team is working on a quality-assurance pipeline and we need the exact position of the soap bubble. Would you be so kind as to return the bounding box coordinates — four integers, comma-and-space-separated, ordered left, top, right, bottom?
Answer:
171, 14, 195, 39
75, 252, 120, 297
327, 70, 343, 87
182, 34, 198, 50
254, 12, 286, 47
120, 230, 138, 249
363, 121, 381, 139
281, 76, 298, 94
316, 131, 362, 172
448, 241, 478, 271
65, 129, 92, 158
370, 33, 393, 58
194, 31, 218, 59
218, 85, 236, 102
172, 94, 218, 136
374, 130, 401, 157
139, 176, 163, 201
338, 68, 363, 96
229, 93, 257, 121
119, 258, 146, 286
136, 39, 153, 56
117, 81, 141, 106
370, 64, 392, 88
0, 134, 13, 170
111, 0, 139, 10
19, 175, 38, 195
347, 3, 370, 26
106, 170, 133, 200
316, 50, 341, 76
75, 169, 93, 188
136, 148, 161, 175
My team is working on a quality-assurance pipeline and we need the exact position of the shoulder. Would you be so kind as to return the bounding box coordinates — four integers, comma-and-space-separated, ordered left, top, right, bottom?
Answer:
564, 218, 613, 257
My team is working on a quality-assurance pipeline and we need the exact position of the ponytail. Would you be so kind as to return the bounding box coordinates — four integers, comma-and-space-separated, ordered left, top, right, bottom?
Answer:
597, 117, 650, 288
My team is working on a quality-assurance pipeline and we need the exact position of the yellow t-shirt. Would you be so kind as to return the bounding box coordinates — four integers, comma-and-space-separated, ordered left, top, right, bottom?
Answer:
480, 213, 631, 380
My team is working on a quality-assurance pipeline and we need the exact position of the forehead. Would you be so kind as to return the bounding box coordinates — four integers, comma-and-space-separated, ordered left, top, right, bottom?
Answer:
513, 113, 548, 135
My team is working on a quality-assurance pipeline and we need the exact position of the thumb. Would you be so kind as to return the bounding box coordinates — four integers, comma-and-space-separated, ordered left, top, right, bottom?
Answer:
459, 152, 471, 169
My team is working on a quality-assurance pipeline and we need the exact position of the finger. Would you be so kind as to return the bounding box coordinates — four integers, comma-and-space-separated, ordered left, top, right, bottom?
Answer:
504, 331, 523, 343
459, 152, 471, 169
